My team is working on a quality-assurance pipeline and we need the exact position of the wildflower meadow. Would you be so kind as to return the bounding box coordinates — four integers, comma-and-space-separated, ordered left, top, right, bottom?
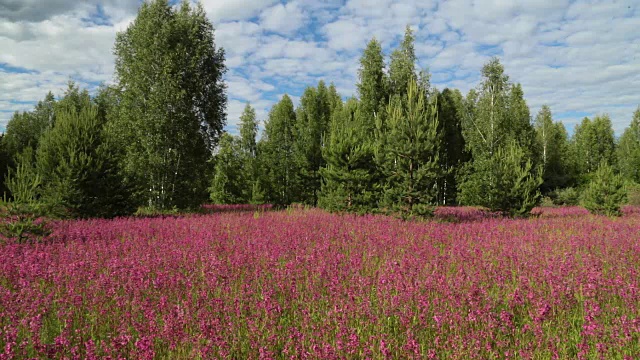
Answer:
1, 207, 639, 359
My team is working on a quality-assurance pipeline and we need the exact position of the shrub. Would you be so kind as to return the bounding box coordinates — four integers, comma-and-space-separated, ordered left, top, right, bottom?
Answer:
551, 187, 580, 206
580, 162, 626, 216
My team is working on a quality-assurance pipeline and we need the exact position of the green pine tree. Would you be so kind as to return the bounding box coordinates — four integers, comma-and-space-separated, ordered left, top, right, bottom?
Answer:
377, 79, 441, 215
581, 161, 626, 216
319, 99, 377, 213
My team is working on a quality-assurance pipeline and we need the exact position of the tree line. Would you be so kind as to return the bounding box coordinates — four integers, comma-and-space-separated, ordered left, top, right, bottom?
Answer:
0, 1, 636, 219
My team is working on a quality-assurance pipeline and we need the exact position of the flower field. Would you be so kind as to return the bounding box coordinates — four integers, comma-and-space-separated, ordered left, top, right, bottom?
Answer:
1, 207, 640, 359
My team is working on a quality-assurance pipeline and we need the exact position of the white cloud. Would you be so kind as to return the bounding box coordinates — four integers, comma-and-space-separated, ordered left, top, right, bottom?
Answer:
201, 0, 279, 22
259, 1, 307, 35
1, 0, 640, 137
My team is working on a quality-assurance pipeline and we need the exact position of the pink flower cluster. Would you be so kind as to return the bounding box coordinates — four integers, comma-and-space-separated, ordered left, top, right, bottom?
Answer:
1, 207, 639, 358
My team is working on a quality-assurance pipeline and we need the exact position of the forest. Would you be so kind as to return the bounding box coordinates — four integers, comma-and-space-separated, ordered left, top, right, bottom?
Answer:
0, 0, 637, 221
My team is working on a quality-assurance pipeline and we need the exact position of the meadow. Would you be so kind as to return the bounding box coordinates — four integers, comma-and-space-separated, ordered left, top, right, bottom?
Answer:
1, 206, 639, 359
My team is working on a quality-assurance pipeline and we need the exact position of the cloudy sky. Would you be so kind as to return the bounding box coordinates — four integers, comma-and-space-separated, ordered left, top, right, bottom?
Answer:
1, 0, 638, 135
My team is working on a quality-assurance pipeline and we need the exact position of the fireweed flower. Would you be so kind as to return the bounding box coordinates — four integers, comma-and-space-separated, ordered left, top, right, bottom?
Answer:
0, 207, 639, 358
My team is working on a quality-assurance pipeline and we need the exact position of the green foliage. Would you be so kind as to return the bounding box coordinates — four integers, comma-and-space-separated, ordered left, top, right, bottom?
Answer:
624, 181, 640, 206
580, 162, 626, 216
617, 107, 640, 183
435, 88, 469, 205
550, 187, 580, 206
388, 25, 418, 99
113, 0, 226, 210
294, 81, 333, 205
571, 115, 616, 182
36, 99, 133, 218
459, 58, 541, 216
5, 147, 41, 204
319, 99, 377, 213
259, 95, 299, 206
0, 202, 53, 244
377, 79, 440, 214
535, 106, 573, 192
459, 141, 542, 217
358, 38, 388, 121
209, 133, 245, 204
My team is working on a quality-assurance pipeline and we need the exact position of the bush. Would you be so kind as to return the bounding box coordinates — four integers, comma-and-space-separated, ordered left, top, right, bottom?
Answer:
0, 202, 53, 244
551, 187, 580, 206
580, 162, 626, 216
625, 181, 640, 206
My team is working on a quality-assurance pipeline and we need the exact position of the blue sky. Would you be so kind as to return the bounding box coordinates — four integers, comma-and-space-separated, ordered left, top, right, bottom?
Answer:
1, 0, 639, 135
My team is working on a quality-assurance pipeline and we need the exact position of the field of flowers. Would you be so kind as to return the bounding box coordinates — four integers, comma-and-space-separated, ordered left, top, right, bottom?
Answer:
1, 206, 639, 359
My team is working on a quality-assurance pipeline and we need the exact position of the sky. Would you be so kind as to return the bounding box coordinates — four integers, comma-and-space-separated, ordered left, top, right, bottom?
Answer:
0, 0, 639, 136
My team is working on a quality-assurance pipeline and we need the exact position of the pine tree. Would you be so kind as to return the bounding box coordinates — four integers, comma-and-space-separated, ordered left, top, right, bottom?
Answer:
260, 95, 298, 206
36, 99, 132, 218
459, 141, 542, 216
617, 107, 640, 183
377, 79, 440, 215
581, 161, 626, 216
112, 0, 226, 210
319, 99, 377, 212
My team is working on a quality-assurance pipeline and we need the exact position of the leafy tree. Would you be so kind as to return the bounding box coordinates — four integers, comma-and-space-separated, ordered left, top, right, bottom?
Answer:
462, 57, 511, 158
112, 0, 227, 210
259, 95, 298, 206
0, 135, 5, 197
3, 111, 48, 165
319, 99, 377, 212
459, 141, 542, 216
571, 115, 616, 182
534, 105, 572, 191
388, 25, 417, 99
358, 38, 388, 123
617, 107, 640, 183
581, 161, 626, 216
377, 79, 440, 214
507, 83, 538, 160
209, 133, 245, 204
435, 88, 469, 205
459, 58, 541, 215
36, 99, 132, 218
238, 103, 260, 202
294, 81, 333, 205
